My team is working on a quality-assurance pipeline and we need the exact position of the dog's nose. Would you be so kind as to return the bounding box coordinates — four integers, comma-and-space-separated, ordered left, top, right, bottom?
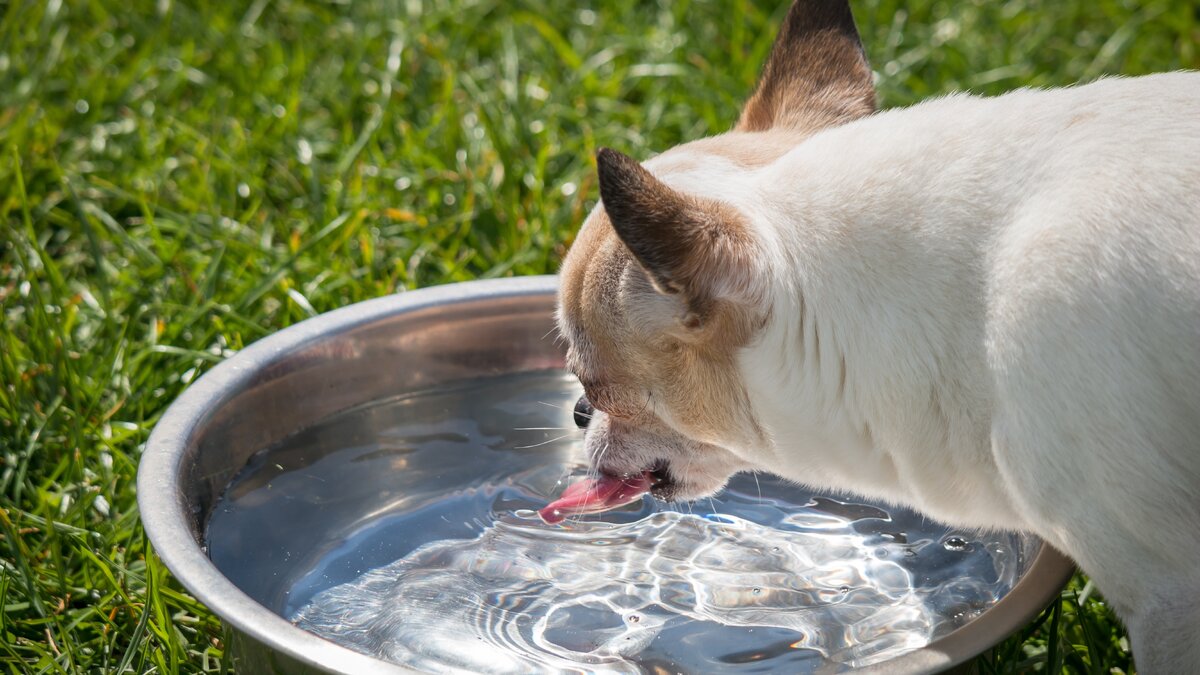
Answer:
573, 395, 594, 429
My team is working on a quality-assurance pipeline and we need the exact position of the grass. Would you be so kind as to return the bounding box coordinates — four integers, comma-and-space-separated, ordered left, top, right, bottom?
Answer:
1, 0, 1195, 672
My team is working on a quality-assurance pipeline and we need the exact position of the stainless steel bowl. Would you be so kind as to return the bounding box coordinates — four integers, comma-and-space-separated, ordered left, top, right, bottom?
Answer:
138, 276, 1074, 674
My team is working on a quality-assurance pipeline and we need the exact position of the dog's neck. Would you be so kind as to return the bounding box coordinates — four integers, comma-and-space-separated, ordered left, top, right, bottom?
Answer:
735, 96, 1049, 530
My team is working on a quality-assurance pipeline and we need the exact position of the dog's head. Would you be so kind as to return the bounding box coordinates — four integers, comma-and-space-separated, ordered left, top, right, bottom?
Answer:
557, 0, 876, 502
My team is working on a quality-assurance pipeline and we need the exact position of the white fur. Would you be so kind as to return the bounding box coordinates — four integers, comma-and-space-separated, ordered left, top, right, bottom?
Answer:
649, 74, 1200, 670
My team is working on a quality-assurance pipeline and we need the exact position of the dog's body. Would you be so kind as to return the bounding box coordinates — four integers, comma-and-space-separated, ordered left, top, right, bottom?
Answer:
556, 1, 1200, 669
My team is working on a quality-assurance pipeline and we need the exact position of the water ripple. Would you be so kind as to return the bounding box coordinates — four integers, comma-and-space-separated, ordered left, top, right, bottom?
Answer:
293, 507, 1020, 673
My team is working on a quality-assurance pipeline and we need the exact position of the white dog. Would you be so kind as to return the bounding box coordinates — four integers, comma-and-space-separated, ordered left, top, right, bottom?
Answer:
541, 0, 1200, 670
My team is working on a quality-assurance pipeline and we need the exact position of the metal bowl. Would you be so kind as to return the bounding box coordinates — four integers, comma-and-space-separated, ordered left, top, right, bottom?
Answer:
138, 275, 1074, 674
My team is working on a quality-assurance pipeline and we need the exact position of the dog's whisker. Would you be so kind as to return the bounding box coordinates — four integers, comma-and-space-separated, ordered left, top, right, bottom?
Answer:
513, 433, 574, 449
637, 391, 653, 416
590, 441, 611, 477
677, 452, 696, 515
537, 399, 595, 422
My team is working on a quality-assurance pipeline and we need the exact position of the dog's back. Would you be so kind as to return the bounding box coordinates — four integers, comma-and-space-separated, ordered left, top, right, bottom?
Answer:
751, 72, 1200, 669
983, 73, 1200, 671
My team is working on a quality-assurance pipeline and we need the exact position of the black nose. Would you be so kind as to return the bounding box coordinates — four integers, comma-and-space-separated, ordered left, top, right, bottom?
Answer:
573, 395, 594, 429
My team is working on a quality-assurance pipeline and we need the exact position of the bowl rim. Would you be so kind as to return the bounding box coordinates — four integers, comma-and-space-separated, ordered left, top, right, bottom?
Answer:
138, 275, 1075, 674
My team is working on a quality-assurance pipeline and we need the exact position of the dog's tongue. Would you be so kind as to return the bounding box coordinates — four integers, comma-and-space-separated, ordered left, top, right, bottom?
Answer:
538, 472, 653, 524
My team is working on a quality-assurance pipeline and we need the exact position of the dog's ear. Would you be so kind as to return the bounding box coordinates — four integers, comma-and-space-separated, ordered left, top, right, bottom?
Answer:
736, 0, 875, 132
596, 148, 758, 326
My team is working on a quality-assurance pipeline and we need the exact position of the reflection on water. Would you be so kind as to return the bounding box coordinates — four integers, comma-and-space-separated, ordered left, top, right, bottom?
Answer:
206, 371, 1030, 673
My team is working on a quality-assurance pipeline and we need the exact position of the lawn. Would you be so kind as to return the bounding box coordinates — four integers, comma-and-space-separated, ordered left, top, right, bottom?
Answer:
1, 0, 1196, 672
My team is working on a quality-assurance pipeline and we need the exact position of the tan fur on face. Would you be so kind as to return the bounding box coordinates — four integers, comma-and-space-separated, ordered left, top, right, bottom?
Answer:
559, 206, 765, 448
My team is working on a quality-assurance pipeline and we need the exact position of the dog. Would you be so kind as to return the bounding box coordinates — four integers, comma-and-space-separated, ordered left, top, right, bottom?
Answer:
544, 0, 1200, 670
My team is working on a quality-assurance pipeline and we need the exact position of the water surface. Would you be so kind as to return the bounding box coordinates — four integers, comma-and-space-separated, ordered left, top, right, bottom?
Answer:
207, 371, 1030, 673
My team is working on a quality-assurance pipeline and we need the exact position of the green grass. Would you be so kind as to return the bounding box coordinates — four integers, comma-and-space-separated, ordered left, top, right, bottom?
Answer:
1, 0, 1195, 672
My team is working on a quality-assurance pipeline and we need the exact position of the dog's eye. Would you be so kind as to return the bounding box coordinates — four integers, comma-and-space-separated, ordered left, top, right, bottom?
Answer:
572, 395, 594, 429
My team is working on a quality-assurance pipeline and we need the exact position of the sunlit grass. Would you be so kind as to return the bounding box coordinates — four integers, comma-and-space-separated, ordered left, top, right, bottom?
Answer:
2, 0, 1195, 671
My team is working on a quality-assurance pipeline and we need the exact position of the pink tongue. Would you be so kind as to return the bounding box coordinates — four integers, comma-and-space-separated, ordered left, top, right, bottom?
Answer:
538, 473, 654, 524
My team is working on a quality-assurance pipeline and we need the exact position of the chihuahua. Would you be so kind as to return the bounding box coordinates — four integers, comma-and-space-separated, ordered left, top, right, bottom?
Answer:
543, 0, 1199, 670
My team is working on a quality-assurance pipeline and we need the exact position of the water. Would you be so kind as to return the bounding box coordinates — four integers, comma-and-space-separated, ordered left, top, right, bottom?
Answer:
206, 370, 1032, 673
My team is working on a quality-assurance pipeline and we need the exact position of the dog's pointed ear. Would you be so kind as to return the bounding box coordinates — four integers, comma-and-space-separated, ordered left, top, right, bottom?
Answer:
736, 0, 875, 132
596, 148, 758, 325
